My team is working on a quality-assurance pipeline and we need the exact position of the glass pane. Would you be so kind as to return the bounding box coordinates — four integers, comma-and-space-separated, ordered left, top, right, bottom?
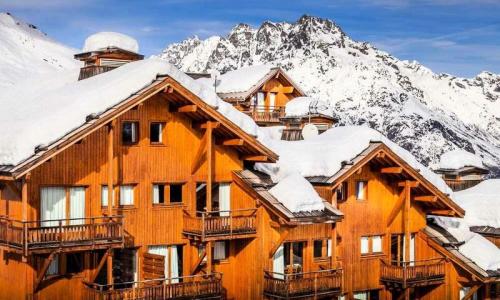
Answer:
120, 186, 134, 205
372, 236, 382, 253
101, 186, 108, 207
360, 237, 369, 254
313, 240, 323, 258
170, 184, 183, 203
150, 123, 162, 143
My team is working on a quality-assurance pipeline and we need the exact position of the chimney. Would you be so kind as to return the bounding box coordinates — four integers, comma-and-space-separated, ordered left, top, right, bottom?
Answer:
74, 32, 144, 80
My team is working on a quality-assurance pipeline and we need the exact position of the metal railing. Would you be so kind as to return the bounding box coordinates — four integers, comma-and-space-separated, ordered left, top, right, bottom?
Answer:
263, 269, 343, 299
380, 258, 446, 288
0, 215, 124, 255
183, 209, 257, 241
84, 273, 223, 300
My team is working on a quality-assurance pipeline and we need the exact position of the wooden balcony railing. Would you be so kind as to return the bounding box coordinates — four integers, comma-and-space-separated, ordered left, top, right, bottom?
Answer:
78, 65, 117, 80
444, 179, 483, 192
183, 209, 257, 241
84, 273, 223, 300
244, 106, 285, 124
264, 269, 343, 299
0, 216, 124, 255
380, 259, 446, 288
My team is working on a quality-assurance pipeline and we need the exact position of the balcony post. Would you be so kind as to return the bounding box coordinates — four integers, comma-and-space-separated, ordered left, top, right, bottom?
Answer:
331, 223, 337, 268
206, 121, 214, 274
21, 174, 30, 222
106, 120, 115, 287
403, 180, 411, 299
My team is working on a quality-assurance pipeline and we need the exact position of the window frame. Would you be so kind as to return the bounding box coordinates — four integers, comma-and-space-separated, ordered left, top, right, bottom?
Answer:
119, 184, 136, 207
313, 239, 332, 260
121, 121, 139, 145
152, 183, 166, 205
213, 241, 229, 262
336, 182, 348, 203
169, 183, 184, 204
149, 121, 166, 145
356, 180, 368, 201
360, 235, 385, 256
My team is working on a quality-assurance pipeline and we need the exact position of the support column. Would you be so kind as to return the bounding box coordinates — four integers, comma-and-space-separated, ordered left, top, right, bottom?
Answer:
106, 121, 115, 286
403, 180, 411, 300
205, 122, 213, 274
22, 175, 30, 221
331, 223, 337, 269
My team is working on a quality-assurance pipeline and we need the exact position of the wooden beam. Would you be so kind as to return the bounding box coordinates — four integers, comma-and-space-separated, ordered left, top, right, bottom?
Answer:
398, 181, 419, 188
34, 251, 57, 292
107, 121, 115, 217
90, 248, 111, 283
0, 175, 14, 181
387, 189, 405, 227
269, 229, 289, 259
414, 195, 437, 203
242, 155, 268, 162
462, 285, 480, 300
222, 139, 244, 146
380, 167, 403, 174
429, 210, 455, 216
281, 86, 295, 94
174, 105, 197, 113
206, 121, 214, 275
21, 174, 30, 222
190, 249, 206, 275
269, 221, 281, 229
404, 181, 411, 264
107, 249, 114, 285
200, 121, 220, 129
331, 223, 337, 268
163, 86, 174, 94
191, 133, 207, 174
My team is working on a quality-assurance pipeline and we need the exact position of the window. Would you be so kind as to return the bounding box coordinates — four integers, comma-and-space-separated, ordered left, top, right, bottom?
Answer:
213, 241, 229, 261
46, 255, 60, 276
152, 184, 165, 204
372, 236, 382, 253
356, 180, 367, 201
67, 253, 84, 274
148, 245, 183, 283
361, 235, 384, 255
101, 185, 109, 207
150, 122, 164, 144
336, 182, 347, 202
360, 237, 369, 254
460, 287, 478, 300
119, 185, 134, 206
170, 184, 183, 203
313, 239, 332, 259
354, 290, 379, 300
268, 92, 277, 108
122, 121, 139, 144
40, 187, 86, 226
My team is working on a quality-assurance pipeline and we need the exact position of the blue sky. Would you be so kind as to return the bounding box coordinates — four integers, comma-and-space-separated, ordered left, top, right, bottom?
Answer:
1, 0, 499, 77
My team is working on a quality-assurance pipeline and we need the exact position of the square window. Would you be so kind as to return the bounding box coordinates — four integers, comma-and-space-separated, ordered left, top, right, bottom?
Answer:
213, 241, 229, 261
150, 123, 164, 144
152, 184, 165, 204
372, 236, 382, 253
101, 185, 108, 207
360, 236, 369, 254
356, 181, 367, 201
170, 184, 183, 203
122, 122, 139, 144
120, 185, 134, 206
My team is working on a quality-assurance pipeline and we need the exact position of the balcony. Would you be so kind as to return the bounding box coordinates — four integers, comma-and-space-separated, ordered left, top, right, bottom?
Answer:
0, 216, 124, 255
84, 273, 223, 300
380, 259, 446, 289
183, 209, 257, 242
244, 106, 285, 125
78, 65, 117, 80
263, 269, 343, 299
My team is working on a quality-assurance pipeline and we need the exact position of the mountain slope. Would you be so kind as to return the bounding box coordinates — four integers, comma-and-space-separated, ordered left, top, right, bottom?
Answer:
0, 12, 80, 89
158, 15, 500, 174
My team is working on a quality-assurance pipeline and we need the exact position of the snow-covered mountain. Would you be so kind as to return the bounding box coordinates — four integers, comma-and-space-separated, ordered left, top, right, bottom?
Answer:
158, 15, 500, 175
0, 12, 80, 89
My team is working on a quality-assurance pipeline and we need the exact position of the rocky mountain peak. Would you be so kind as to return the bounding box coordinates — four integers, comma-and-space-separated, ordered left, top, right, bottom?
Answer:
158, 15, 500, 174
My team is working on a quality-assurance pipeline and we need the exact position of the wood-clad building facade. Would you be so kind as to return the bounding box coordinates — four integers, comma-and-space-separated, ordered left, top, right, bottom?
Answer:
0, 53, 498, 300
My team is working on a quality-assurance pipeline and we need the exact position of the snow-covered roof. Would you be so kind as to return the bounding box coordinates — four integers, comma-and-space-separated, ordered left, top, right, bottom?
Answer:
83, 32, 139, 54
256, 125, 453, 196
0, 58, 260, 167
197, 65, 274, 94
453, 180, 500, 228
269, 171, 325, 212
285, 96, 333, 117
438, 149, 485, 170
431, 217, 500, 272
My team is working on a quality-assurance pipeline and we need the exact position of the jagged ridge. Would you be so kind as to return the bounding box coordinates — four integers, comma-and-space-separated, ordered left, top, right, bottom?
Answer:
158, 15, 500, 175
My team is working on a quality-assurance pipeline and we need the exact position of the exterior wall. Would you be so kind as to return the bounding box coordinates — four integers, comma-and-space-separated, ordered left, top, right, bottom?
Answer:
0, 93, 250, 299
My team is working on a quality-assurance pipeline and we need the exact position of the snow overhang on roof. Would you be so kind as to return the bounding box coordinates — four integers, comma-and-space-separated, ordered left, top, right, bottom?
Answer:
0, 59, 277, 177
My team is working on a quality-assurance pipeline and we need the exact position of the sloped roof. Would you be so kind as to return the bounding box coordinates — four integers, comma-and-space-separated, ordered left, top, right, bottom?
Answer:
425, 221, 500, 279
196, 65, 306, 101
453, 179, 500, 228
233, 169, 342, 223
0, 59, 277, 176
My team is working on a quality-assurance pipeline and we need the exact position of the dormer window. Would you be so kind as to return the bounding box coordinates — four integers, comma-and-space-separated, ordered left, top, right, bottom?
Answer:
122, 121, 139, 145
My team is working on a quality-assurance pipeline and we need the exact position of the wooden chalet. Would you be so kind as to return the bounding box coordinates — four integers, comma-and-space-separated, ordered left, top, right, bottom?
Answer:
192, 66, 306, 126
